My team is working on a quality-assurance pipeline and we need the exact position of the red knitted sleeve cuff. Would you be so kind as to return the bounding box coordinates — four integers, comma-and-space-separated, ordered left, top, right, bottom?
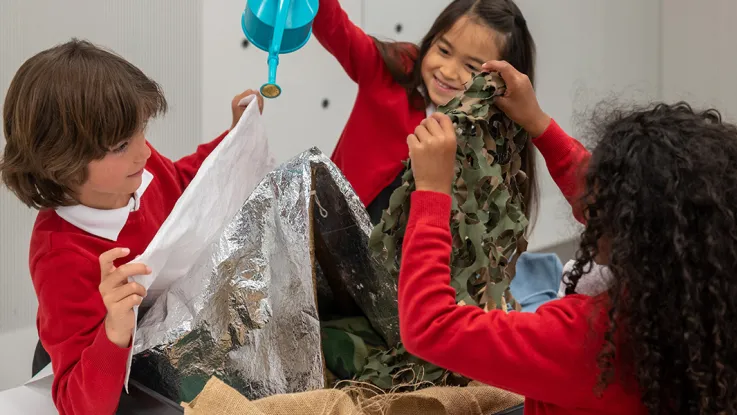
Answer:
82, 324, 131, 378
408, 191, 452, 230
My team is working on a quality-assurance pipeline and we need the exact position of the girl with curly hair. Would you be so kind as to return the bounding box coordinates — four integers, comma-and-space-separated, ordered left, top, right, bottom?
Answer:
398, 60, 737, 414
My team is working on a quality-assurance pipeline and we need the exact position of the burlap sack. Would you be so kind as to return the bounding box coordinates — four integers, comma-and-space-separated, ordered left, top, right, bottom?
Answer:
182, 376, 523, 415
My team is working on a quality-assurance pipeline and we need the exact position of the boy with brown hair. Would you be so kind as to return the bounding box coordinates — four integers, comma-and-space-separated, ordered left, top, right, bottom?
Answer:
0, 38, 264, 414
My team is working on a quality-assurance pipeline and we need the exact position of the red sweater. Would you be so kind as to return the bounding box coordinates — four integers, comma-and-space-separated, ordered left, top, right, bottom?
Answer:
29, 132, 227, 415
313, 0, 426, 206
398, 129, 647, 413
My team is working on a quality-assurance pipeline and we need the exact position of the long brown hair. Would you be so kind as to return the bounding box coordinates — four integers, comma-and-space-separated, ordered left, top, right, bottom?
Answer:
371, 0, 539, 224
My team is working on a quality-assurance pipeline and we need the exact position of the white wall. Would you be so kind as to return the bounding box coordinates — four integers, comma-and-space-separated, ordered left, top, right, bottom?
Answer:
0, 0, 204, 391
518, 0, 662, 251
661, 0, 737, 121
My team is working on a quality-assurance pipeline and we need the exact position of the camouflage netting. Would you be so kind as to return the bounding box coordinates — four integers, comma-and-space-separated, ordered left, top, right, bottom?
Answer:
361, 71, 531, 389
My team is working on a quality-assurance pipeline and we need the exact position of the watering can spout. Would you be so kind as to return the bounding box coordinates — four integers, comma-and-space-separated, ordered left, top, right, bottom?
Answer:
263, 55, 281, 98
242, 0, 319, 98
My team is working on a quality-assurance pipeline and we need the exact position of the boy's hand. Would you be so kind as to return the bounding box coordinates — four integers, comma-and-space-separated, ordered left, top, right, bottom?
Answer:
231, 89, 264, 129
98, 248, 150, 348
407, 113, 457, 195
482, 60, 551, 138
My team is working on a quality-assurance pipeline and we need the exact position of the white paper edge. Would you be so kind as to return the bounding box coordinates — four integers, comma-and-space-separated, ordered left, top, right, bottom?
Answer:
123, 95, 261, 392
24, 364, 54, 386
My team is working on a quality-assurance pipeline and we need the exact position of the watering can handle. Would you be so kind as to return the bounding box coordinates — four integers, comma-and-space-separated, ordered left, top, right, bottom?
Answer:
267, 0, 290, 86
270, 0, 290, 57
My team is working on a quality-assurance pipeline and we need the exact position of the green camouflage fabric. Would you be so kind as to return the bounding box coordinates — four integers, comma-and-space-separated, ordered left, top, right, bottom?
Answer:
369, 70, 529, 308
321, 319, 462, 390
321, 317, 387, 380
361, 71, 531, 390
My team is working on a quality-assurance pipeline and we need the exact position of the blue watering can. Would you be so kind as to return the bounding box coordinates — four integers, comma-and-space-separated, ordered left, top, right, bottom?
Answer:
241, 0, 319, 98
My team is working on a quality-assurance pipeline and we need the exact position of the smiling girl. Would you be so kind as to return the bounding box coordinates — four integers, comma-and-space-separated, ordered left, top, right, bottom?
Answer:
312, 0, 560, 224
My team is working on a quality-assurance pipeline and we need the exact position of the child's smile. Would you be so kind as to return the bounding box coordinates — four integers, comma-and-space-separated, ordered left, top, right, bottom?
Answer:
421, 15, 502, 106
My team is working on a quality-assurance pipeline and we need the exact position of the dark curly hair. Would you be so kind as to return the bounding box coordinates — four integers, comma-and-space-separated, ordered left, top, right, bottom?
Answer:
564, 102, 737, 413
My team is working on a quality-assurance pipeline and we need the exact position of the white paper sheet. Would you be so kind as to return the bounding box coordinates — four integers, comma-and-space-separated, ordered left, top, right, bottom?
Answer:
0, 365, 57, 415
124, 95, 276, 388
25, 364, 53, 386
0, 381, 56, 415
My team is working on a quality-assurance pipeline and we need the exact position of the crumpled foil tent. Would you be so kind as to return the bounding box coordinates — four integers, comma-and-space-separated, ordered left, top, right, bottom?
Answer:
131, 148, 399, 403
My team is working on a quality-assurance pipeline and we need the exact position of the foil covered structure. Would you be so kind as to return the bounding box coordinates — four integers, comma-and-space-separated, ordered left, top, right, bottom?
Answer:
130, 148, 399, 403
